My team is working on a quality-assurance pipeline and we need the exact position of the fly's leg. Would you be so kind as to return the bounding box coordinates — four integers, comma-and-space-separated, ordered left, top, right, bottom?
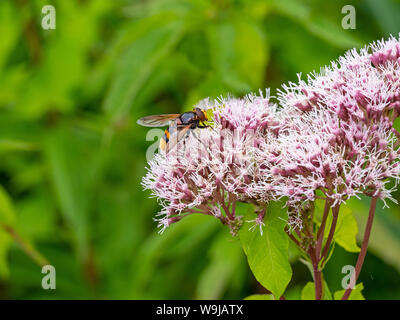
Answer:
198, 122, 217, 134
189, 129, 213, 158
189, 129, 202, 145
178, 125, 192, 155
171, 124, 212, 154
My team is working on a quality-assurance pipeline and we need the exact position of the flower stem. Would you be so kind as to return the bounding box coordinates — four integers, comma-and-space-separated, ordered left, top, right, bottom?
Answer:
314, 268, 323, 300
320, 204, 340, 264
310, 248, 323, 300
2, 224, 49, 267
341, 197, 378, 300
287, 198, 337, 300
315, 199, 332, 257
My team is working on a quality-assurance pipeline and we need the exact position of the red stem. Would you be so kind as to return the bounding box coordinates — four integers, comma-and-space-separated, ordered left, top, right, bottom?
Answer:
310, 247, 323, 300
315, 199, 332, 258
341, 197, 378, 300
320, 204, 340, 263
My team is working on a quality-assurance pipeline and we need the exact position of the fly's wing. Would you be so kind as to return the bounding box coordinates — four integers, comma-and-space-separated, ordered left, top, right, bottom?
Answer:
165, 124, 191, 153
137, 114, 180, 127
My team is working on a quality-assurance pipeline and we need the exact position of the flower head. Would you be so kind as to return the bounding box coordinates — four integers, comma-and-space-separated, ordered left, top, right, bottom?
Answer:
142, 35, 400, 234
279, 34, 400, 125
253, 108, 400, 212
142, 91, 282, 234
271, 34, 400, 219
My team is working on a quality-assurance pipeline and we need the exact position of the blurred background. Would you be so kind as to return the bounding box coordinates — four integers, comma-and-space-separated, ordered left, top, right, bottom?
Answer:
0, 0, 399, 299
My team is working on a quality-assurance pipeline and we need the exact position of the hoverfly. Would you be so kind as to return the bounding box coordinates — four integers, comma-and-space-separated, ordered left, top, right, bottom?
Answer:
137, 107, 210, 153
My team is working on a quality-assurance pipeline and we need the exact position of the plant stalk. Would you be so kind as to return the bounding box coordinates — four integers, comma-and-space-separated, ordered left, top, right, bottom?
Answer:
2, 224, 49, 267
320, 204, 340, 263
315, 199, 332, 257
311, 248, 323, 300
341, 197, 378, 300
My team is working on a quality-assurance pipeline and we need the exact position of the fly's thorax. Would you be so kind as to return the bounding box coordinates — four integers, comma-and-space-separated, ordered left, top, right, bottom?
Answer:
180, 111, 197, 124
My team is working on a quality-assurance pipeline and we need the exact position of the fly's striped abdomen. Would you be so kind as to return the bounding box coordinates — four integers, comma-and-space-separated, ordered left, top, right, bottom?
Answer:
159, 129, 169, 152
159, 125, 177, 151
164, 129, 171, 142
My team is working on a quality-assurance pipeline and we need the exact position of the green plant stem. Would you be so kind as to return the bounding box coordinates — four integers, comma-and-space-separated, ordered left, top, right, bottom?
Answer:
2, 224, 49, 268
341, 196, 378, 300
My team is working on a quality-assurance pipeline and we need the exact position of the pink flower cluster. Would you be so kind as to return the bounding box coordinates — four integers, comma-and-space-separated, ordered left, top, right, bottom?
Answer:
142, 35, 400, 234
142, 91, 281, 234
275, 36, 400, 205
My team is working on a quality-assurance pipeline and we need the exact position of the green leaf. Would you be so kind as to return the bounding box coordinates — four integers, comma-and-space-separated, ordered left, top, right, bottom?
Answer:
301, 281, 332, 300
206, 22, 249, 93
178, 30, 211, 71
0, 186, 16, 278
364, 0, 400, 35
239, 202, 292, 298
301, 282, 316, 300
44, 129, 92, 259
196, 232, 244, 299
16, 1, 112, 118
244, 294, 274, 300
0, 229, 12, 277
0, 139, 37, 152
325, 205, 360, 253
283, 285, 302, 300
270, 0, 361, 48
129, 215, 220, 299
103, 17, 184, 121
15, 190, 56, 240
232, 19, 269, 88
305, 16, 361, 49
0, 1, 21, 70
334, 283, 365, 300
0, 185, 16, 226
206, 19, 268, 92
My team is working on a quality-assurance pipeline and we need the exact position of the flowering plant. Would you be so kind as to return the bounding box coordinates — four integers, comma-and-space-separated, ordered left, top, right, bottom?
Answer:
142, 36, 400, 300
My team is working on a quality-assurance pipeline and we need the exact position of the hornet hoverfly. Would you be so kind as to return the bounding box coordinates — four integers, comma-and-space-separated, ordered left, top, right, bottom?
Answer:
137, 107, 210, 153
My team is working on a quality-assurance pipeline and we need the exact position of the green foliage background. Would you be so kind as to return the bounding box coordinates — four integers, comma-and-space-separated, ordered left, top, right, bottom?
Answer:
0, 0, 399, 299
